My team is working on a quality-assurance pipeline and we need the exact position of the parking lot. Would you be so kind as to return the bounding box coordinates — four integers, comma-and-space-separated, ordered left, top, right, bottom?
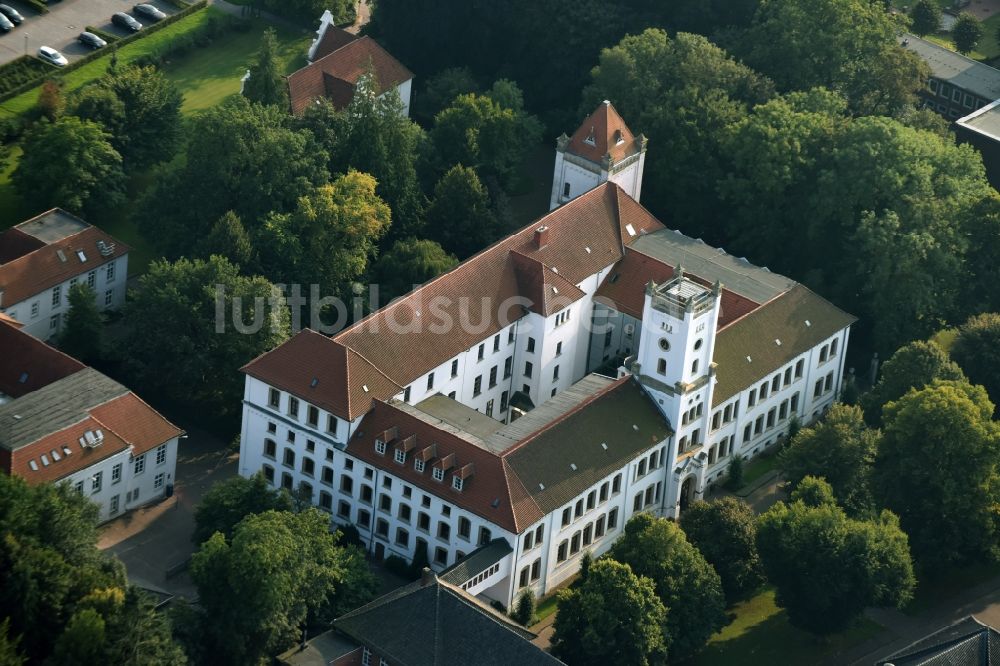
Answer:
0, 0, 178, 67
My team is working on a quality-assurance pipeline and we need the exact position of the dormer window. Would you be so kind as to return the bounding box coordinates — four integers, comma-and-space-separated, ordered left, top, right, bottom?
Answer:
613, 129, 624, 144
452, 476, 464, 491
375, 438, 386, 455
432, 467, 445, 482
394, 449, 406, 464
414, 458, 425, 473
584, 126, 596, 146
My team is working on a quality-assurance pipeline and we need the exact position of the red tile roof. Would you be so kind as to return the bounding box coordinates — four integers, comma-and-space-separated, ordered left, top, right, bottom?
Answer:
90, 393, 183, 456
8, 416, 130, 484
243, 184, 664, 421
0, 318, 84, 398
565, 101, 642, 165
287, 36, 414, 115
0, 226, 129, 307
595, 249, 761, 329
509, 251, 586, 316
312, 25, 358, 61
0, 228, 45, 264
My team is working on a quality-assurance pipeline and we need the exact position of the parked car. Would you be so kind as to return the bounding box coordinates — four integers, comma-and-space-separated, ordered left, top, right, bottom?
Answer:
133, 4, 166, 21
112, 12, 142, 32
0, 13, 12, 33
78, 31, 107, 49
0, 4, 24, 25
37, 46, 68, 67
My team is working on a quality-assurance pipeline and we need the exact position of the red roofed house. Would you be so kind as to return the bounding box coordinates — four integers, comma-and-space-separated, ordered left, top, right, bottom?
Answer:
549, 100, 647, 210
0, 317, 183, 523
286, 11, 413, 116
236, 106, 855, 609
0, 209, 129, 341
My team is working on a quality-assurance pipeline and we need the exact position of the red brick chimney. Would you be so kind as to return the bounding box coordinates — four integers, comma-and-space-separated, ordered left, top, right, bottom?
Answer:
534, 226, 550, 249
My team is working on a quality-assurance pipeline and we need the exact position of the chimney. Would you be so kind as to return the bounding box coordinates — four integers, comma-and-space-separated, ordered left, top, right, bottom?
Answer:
534, 226, 550, 250
421, 567, 436, 586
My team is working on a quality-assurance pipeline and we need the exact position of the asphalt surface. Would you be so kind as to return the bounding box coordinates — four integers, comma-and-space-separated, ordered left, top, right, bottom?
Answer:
0, 0, 178, 67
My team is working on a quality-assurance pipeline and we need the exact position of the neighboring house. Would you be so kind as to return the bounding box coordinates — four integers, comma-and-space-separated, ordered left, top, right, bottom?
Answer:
900, 34, 1000, 120
237, 107, 855, 608
957, 99, 1000, 187
0, 208, 128, 341
0, 316, 182, 523
549, 101, 647, 210
277, 569, 563, 666
287, 13, 413, 116
876, 616, 1000, 665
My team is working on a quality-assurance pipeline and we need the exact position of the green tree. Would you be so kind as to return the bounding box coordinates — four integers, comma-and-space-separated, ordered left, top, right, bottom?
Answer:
910, 0, 942, 36
416, 67, 480, 121
259, 170, 392, 302
726, 455, 744, 489
36, 80, 64, 121
139, 97, 328, 258
874, 380, 1000, 569
243, 28, 287, 107
609, 513, 727, 659
0, 618, 25, 666
121, 256, 290, 418
424, 164, 500, 259
551, 559, 667, 666
861, 340, 966, 425
13, 116, 126, 218
511, 589, 536, 626
779, 404, 878, 515
99, 65, 183, 169
953, 13, 983, 54
430, 91, 542, 187
680, 498, 764, 602
57, 283, 103, 364
371, 238, 458, 303
193, 474, 294, 545
204, 211, 255, 268
951, 313, 1000, 409
190, 509, 376, 664
69, 84, 127, 139
757, 477, 915, 635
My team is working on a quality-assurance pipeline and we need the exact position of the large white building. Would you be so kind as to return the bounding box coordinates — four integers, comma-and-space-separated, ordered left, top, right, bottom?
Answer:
0, 209, 128, 341
0, 315, 182, 523
238, 104, 855, 608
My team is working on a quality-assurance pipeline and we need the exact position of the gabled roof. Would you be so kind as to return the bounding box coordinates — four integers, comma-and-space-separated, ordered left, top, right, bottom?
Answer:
711, 284, 857, 406
0, 209, 129, 307
0, 317, 84, 398
509, 250, 586, 316
565, 100, 642, 165
287, 36, 414, 114
901, 34, 1000, 101
311, 24, 357, 61
878, 616, 1000, 666
333, 571, 564, 666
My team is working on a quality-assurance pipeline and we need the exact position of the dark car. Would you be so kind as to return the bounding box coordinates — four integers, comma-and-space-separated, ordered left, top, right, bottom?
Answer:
133, 3, 166, 21
112, 12, 142, 32
0, 4, 24, 25
78, 31, 107, 49
0, 13, 12, 33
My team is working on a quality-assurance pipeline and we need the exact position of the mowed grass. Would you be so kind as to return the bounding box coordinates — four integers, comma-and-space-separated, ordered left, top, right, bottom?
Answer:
693, 588, 884, 666
161, 22, 310, 114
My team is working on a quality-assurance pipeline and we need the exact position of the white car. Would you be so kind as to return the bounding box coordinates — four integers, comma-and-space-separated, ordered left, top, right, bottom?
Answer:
38, 46, 68, 67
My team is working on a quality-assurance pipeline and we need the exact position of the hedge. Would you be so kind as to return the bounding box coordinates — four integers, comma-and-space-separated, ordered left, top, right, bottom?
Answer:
23, 0, 48, 15
0, 57, 55, 95
0, 0, 208, 105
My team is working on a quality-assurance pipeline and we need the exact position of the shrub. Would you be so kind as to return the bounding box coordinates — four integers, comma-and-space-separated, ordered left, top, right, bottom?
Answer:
0, 57, 54, 95
84, 26, 120, 44
383, 555, 415, 580
726, 456, 745, 490
511, 589, 536, 626
23, 0, 48, 14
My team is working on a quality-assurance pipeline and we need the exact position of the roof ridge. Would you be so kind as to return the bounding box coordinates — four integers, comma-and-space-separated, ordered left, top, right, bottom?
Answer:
501, 375, 630, 459
94, 390, 186, 443
440, 583, 540, 641
502, 457, 544, 532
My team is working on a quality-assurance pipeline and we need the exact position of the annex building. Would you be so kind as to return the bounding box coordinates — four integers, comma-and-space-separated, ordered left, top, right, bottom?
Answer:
0, 315, 182, 522
238, 103, 855, 608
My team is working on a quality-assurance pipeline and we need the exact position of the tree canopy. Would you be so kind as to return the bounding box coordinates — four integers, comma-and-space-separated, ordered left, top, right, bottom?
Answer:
193, 473, 294, 545
757, 477, 915, 634
953, 13, 983, 54
862, 340, 966, 425
909, 0, 942, 36
371, 238, 458, 304
679, 498, 764, 602
874, 379, 1000, 569
423, 164, 501, 259
243, 28, 288, 108
57, 284, 103, 364
551, 559, 667, 666
951, 313, 1000, 410
609, 513, 727, 659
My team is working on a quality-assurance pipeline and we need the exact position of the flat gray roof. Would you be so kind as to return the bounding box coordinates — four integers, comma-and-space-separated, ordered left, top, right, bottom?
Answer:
630, 228, 796, 304
901, 34, 1000, 101
15, 209, 90, 244
415, 394, 506, 442
957, 98, 1000, 140
0, 368, 127, 451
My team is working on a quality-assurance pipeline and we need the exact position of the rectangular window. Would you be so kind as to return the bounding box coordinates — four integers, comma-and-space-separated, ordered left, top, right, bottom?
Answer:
524, 361, 533, 378
357, 509, 370, 528
435, 547, 449, 566
283, 449, 295, 467
608, 508, 619, 530
432, 467, 445, 482
269, 388, 280, 408
825, 372, 834, 392
106, 262, 116, 283
399, 504, 412, 522
110, 494, 120, 515
30, 302, 39, 318
319, 491, 333, 512
814, 379, 823, 398
556, 341, 563, 356
307, 405, 319, 427
288, 397, 299, 418
155, 444, 167, 466
791, 392, 800, 412
340, 476, 353, 495
427, 372, 435, 391
379, 494, 392, 513
451, 359, 459, 377
111, 463, 122, 484
52, 285, 61, 308
50, 314, 60, 330
795, 359, 804, 379
361, 485, 373, 504
327, 415, 337, 435
394, 449, 406, 464
748, 389, 756, 407
527, 337, 536, 353
87, 271, 96, 290
92, 471, 102, 494
494, 334, 501, 352
376, 519, 389, 537
458, 516, 471, 539
562, 507, 571, 527
396, 527, 409, 546
134, 454, 146, 475
263, 464, 275, 483
489, 366, 498, 388
485, 399, 494, 417
414, 458, 425, 473
504, 356, 513, 379
154, 473, 164, 490
553, 365, 560, 381
531, 559, 541, 581
473, 376, 482, 396
479, 527, 492, 545
612, 474, 621, 494
322, 466, 334, 485
338, 501, 351, 519
557, 541, 568, 562
404, 386, 411, 402
500, 390, 509, 411
478, 343, 485, 361
105, 290, 113, 307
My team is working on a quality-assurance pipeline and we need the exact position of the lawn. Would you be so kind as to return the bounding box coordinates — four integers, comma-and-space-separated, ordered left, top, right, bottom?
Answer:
733, 454, 782, 495
161, 21, 310, 114
693, 588, 884, 666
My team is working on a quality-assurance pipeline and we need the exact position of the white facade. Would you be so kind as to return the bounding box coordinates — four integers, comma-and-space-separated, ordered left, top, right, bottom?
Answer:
2, 255, 127, 341
548, 135, 647, 211
61, 436, 179, 523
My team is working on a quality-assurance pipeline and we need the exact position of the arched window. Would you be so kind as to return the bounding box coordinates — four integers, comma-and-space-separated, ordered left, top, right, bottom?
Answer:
691, 359, 699, 374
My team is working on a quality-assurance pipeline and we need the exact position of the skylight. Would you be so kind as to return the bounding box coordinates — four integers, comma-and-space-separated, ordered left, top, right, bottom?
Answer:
76, 249, 87, 263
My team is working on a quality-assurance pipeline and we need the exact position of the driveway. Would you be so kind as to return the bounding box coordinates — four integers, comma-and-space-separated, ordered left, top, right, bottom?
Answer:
98, 420, 237, 599
0, 0, 178, 67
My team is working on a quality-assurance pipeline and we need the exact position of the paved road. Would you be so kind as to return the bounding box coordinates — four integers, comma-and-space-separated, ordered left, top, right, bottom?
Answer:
99, 420, 236, 599
0, 0, 178, 67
